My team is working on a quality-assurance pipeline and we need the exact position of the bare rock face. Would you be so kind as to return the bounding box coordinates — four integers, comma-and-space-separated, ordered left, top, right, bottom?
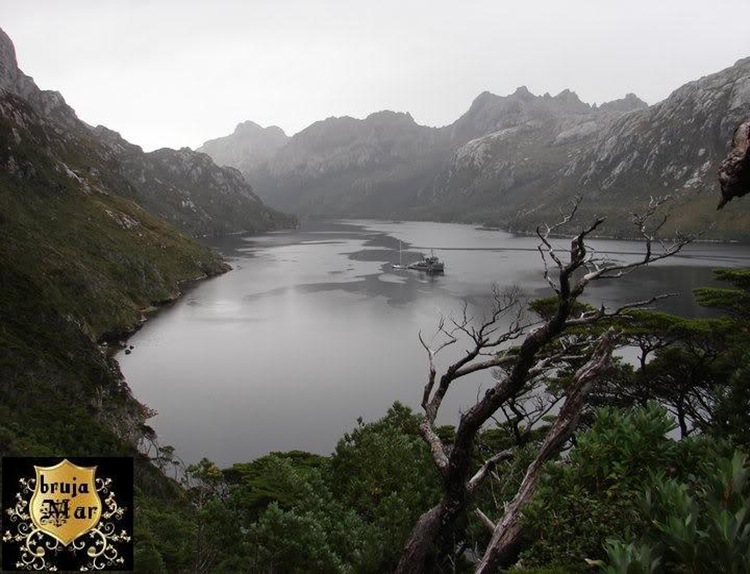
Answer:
718, 120, 750, 209
0, 26, 33, 95
0, 27, 80, 129
236, 111, 451, 217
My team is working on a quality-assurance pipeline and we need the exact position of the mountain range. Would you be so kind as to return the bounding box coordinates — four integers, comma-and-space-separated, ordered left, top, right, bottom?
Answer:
200, 59, 750, 239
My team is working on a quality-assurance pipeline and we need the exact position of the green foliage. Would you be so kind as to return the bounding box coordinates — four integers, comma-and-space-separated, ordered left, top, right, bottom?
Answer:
596, 542, 662, 574
184, 404, 440, 572
520, 405, 731, 570
222, 453, 378, 573
224, 451, 329, 521
594, 271, 750, 442
329, 402, 439, 514
695, 269, 750, 319
712, 350, 750, 449
328, 402, 442, 570
529, 297, 595, 322
602, 451, 750, 573
133, 488, 195, 572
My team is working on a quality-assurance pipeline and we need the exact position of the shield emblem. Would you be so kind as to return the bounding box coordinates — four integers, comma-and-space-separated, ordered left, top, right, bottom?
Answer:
29, 459, 102, 545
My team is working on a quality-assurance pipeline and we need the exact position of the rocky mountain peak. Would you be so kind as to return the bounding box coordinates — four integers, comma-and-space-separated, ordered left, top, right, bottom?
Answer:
552, 88, 591, 113
512, 85, 534, 100
92, 125, 143, 154
1, 24, 294, 249
451, 85, 595, 142
598, 92, 648, 113
197, 119, 290, 174
233, 120, 287, 139
365, 110, 416, 125
0, 26, 79, 127
0, 26, 34, 97
234, 119, 263, 132
469, 91, 501, 112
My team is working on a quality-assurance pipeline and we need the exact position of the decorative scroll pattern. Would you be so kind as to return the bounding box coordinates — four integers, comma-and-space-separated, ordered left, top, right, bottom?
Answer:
3, 476, 130, 571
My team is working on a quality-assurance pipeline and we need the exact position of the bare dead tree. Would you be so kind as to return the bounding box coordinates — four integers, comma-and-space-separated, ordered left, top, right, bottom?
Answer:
396, 196, 692, 574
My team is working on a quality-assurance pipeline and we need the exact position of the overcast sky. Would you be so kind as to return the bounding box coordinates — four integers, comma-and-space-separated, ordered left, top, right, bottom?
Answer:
3, 0, 749, 151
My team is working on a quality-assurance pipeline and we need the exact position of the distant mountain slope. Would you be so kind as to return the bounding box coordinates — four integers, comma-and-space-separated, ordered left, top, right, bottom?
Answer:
244, 111, 451, 217
94, 126, 294, 236
426, 57, 750, 238
203, 59, 750, 238
548, 57, 750, 237
201, 87, 649, 223
413, 88, 640, 222
198, 120, 289, 173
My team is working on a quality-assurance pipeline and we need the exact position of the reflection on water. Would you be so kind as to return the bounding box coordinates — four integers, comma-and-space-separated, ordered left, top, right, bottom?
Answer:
117, 220, 750, 465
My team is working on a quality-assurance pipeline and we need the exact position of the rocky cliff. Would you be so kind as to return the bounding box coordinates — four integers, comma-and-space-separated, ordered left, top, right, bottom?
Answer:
94, 126, 294, 236
545, 57, 750, 237
416, 88, 643, 222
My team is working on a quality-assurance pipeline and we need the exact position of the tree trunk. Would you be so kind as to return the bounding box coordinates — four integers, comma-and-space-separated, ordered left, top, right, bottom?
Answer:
395, 505, 442, 574
476, 330, 615, 573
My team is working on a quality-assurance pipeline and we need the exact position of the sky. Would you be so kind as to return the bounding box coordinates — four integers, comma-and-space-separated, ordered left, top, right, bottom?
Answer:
2, 0, 750, 152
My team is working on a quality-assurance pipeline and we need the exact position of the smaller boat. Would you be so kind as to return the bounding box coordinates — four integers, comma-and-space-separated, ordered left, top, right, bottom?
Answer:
408, 251, 445, 274
391, 241, 408, 270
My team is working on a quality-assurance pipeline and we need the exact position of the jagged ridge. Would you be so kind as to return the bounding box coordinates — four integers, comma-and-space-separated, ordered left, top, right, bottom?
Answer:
202, 61, 750, 238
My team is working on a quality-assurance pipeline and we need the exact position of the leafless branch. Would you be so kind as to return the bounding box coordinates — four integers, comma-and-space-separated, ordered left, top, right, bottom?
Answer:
468, 449, 514, 493
476, 329, 618, 573
475, 508, 497, 533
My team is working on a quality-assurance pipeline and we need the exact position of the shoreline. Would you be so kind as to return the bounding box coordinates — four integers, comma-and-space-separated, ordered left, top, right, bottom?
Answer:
99, 262, 232, 354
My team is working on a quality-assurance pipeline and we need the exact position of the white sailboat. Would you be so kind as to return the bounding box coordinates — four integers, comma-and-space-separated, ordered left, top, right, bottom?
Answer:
391, 241, 407, 270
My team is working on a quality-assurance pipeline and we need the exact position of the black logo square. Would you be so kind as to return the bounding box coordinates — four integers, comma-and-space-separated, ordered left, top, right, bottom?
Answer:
2, 457, 133, 571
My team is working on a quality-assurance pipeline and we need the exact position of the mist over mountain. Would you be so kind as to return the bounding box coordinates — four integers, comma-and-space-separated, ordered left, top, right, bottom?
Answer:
242, 110, 451, 217
198, 120, 289, 175
202, 87, 647, 224
202, 60, 750, 238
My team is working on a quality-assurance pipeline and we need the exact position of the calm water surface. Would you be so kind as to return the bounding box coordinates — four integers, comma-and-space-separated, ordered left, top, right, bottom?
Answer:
117, 220, 750, 466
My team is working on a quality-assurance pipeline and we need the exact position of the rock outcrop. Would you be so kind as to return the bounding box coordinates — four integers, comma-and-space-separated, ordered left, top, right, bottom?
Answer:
718, 120, 750, 209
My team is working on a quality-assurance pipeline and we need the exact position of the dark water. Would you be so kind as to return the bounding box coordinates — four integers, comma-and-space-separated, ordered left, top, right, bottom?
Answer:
117, 220, 750, 466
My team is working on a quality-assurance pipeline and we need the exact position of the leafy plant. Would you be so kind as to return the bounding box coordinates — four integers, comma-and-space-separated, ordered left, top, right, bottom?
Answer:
520, 404, 730, 570
601, 451, 750, 573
